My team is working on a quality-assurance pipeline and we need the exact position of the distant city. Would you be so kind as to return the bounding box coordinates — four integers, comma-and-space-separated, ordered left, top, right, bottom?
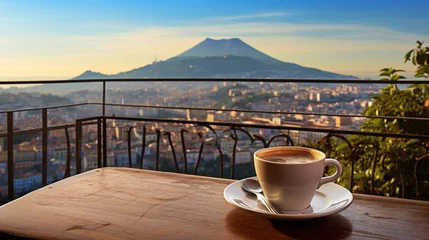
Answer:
0, 38, 383, 202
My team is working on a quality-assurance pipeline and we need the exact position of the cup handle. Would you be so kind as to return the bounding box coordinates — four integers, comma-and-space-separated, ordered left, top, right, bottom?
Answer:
317, 158, 343, 189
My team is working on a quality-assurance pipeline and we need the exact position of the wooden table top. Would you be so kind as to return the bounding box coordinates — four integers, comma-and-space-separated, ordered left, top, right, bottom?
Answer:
0, 168, 428, 240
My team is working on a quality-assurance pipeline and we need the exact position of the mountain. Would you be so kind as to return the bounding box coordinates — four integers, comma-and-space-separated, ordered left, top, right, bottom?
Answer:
0, 92, 72, 110
173, 38, 279, 63
73, 38, 358, 80
107, 55, 355, 79
73, 70, 109, 80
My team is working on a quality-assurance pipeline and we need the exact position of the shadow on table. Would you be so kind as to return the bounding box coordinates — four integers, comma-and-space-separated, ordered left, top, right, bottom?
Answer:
0, 232, 30, 239
225, 208, 352, 240
271, 214, 353, 239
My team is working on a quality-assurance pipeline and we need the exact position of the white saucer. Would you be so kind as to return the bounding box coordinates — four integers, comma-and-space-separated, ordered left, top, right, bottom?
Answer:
223, 177, 353, 221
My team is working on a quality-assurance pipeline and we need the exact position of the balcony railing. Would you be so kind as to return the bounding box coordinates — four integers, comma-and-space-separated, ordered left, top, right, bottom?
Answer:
1, 78, 428, 203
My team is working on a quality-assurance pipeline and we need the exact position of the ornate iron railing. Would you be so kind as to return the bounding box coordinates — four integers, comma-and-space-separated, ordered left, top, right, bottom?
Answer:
0, 78, 428, 202
74, 115, 429, 196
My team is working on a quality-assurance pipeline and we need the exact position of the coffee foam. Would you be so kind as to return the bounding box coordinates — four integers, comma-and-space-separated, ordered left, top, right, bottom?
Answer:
256, 148, 322, 164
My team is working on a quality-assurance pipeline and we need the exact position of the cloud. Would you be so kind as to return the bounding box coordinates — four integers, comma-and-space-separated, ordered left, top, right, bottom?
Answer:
101, 22, 422, 51
2, 20, 428, 79
68, 21, 424, 65
94, 22, 403, 43
206, 12, 289, 21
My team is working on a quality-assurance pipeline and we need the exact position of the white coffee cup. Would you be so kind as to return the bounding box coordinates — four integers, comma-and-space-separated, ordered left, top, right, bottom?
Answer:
254, 146, 343, 211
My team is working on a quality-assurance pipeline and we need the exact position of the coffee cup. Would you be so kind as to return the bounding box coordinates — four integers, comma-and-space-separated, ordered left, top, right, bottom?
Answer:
254, 146, 343, 211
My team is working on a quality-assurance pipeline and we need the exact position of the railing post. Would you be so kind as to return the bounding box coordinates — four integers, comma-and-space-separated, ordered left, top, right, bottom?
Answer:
103, 118, 107, 167
64, 126, 71, 178
7, 112, 14, 201
231, 131, 238, 179
102, 80, 106, 116
140, 126, 146, 169
164, 132, 179, 173
42, 108, 48, 186
97, 118, 102, 168
102, 81, 107, 167
127, 127, 134, 168
217, 144, 223, 178
75, 120, 82, 174
180, 129, 188, 174
156, 129, 161, 171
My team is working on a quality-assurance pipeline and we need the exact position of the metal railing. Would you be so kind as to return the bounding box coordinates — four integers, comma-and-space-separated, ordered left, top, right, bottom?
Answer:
1, 78, 429, 202
75, 115, 429, 195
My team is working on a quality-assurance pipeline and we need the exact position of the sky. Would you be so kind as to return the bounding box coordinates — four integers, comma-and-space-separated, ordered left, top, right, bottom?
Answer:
1, 0, 429, 81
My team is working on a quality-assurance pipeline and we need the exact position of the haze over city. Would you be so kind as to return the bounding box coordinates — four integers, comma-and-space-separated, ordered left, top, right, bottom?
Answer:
1, 0, 429, 81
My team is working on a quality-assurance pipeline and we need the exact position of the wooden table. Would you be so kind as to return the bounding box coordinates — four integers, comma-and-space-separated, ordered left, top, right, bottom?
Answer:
0, 168, 428, 240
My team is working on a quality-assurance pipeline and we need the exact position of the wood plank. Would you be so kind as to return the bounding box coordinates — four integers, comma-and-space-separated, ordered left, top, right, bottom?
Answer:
0, 168, 427, 240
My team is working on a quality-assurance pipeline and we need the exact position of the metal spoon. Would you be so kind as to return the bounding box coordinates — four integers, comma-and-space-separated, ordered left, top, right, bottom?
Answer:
241, 179, 279, 214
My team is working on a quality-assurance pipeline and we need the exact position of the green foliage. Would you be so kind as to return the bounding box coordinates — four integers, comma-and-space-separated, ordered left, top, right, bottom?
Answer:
303, 41, 429, 199
404, 41, 429, 78
351, 61, 429, 198
362, 68, 429, 135
213, 88, 273, 109
379, 67, 406, 81
213, 99, 230, 109
208, 83, 248, 101
230, 93, 273, 109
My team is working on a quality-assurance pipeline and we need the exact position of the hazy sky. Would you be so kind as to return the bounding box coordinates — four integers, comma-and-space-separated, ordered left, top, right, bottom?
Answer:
1, 0, 428, 80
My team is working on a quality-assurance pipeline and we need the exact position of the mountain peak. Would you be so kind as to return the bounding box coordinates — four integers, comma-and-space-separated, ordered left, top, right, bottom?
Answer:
176, 38, 279, 63
204, 37, 242, 42
72, 37, 359, 81
73, 70, 108, 80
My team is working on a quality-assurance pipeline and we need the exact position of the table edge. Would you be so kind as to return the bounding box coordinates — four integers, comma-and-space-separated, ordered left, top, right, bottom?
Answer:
4, 167, 428, 208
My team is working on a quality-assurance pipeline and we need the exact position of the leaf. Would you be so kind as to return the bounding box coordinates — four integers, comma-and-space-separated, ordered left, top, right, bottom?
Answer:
416, 52, 426, 65
380, 68, 390, 72
415, 65, 429, 78
391, 75, 400, 81
379, 72, 391, 77
404, 49, 414, 63
395, 187, 400, 195
417, 41, 423, 46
